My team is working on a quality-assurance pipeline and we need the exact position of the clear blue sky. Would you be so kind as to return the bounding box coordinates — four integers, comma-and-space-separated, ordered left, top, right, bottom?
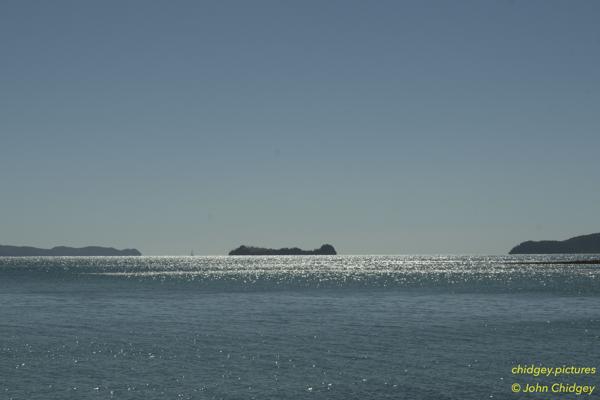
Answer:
1, 1, 599, 255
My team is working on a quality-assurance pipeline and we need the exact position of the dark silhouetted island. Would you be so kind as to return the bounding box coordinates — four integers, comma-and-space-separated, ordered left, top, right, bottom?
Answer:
509, 232, 600, 254
0, 244, 141, 257
229, 244, 337, 256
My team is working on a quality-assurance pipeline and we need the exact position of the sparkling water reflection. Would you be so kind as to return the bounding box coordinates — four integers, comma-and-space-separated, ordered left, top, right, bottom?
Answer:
1, 255, 599, 399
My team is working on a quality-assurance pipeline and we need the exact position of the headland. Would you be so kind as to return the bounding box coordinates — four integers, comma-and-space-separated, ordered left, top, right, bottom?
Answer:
0, 244, 142, 257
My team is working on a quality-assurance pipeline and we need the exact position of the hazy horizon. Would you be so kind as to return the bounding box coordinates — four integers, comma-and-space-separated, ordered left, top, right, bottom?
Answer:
3, 234, 600, 256
2, 1, 600, 255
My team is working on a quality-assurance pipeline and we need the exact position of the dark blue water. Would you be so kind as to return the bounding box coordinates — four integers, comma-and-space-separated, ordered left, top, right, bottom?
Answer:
1, 255, 599, 399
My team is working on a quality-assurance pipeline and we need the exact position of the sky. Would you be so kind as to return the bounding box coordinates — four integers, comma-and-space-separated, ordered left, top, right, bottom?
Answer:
1, 0, 600, 255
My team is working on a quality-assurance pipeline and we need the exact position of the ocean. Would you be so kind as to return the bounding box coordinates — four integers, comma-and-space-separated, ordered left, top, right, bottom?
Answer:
1, 255, 599, 399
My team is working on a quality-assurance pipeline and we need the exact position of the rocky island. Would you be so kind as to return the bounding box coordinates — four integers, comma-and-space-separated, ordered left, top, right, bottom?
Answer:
0, 245, 141, 257
229, 244, 337, 256
509, 232, 600, 254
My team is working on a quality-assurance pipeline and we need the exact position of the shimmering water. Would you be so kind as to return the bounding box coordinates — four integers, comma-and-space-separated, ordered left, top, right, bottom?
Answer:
1, 255, 599, 399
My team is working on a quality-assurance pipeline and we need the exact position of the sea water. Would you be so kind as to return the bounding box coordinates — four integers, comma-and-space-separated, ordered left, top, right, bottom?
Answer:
1, 255, 599, 399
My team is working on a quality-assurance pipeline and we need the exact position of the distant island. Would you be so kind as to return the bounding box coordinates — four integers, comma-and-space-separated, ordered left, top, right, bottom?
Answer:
509, 232, 600, 254
229, 244, 337, 256
0, 245, 141, 257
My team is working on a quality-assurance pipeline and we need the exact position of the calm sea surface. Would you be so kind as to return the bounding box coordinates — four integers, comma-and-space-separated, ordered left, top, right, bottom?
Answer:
1, 255, 599, 399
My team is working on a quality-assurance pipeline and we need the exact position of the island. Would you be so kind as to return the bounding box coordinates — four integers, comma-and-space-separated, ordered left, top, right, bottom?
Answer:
229, 244, 337, 256
0, 244, 142, 257
509, 232, 600, 254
